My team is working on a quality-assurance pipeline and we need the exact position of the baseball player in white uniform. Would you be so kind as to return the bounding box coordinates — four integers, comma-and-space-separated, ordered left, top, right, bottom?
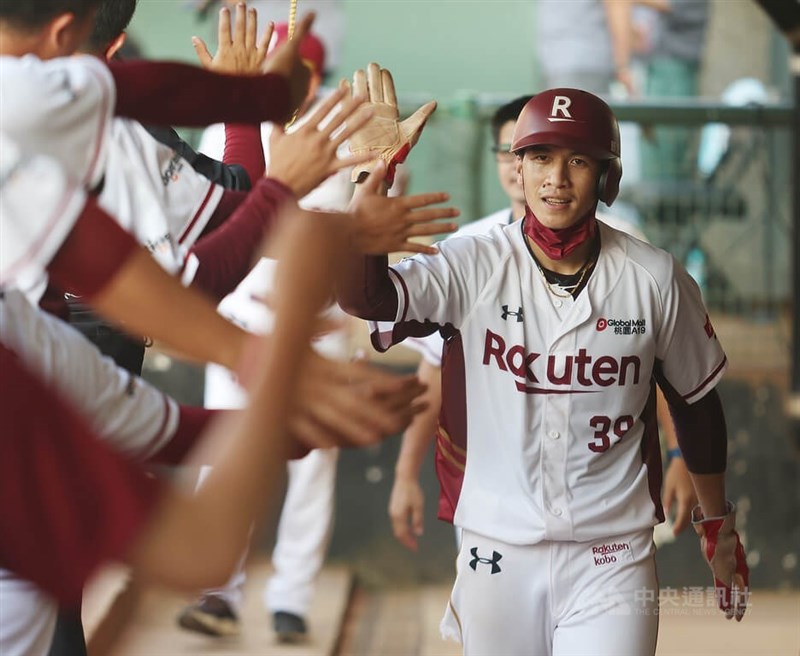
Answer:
390, 96, 695, 555
177, 25, 350, 642
340, 84, 749, 656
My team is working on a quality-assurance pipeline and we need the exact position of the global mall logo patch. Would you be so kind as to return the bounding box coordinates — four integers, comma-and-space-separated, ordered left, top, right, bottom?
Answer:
596, 317, 646, 335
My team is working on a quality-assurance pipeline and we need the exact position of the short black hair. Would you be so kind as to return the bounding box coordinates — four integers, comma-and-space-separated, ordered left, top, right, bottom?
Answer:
490, 95, 535, 146
0, 0, 101, 30
86, 0, 136, 52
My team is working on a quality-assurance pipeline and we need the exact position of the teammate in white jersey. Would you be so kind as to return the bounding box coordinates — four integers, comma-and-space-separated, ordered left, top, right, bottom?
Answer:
340, 82, 749, 655
390, 97, 696, 554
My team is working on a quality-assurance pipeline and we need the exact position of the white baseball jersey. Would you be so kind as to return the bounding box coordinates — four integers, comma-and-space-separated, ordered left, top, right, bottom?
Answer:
99, 119, 224, 282
0, 134, 86, 297
0, 55, 114, 190
402, 210, 647, 368
371, 220, 726, 545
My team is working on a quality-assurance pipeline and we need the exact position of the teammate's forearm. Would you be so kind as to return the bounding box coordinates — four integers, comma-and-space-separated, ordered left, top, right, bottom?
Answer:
109, 61, 292, 127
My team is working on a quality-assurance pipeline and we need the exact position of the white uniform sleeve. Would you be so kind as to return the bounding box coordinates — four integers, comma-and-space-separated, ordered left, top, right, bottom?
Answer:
0, 55, 115, 189
0, 135, 86, 295
371, 233, 501, 351
655, 259, 727, 404
0, 291, 180, 461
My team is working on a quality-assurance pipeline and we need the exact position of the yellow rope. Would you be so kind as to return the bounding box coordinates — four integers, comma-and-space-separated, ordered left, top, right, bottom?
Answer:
288, 0, 297, 40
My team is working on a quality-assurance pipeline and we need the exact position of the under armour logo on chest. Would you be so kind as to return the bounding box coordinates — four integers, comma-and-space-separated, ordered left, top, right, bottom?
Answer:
501, 305, 524, 322
469, 547, 503, 574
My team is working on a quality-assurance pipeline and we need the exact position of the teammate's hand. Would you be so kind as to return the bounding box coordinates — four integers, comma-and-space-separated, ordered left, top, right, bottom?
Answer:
662, 456, 697, 535
267, 81, 374, 198
389, 475, 425, 551
262, 12, 316, 117
692, 502, 749, 621
348, 63, 437, 186
288, 353, 428, 449
348, 162, 459, 255
192, 3, 272, 75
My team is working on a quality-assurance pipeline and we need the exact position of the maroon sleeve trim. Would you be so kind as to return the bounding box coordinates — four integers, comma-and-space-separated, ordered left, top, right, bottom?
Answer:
388, 267, 409, 323
683, 356, 728, 404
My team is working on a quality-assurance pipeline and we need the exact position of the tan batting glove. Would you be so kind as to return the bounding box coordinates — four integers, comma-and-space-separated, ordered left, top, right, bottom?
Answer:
348, 62, 437, 187
692, 501, 750, 621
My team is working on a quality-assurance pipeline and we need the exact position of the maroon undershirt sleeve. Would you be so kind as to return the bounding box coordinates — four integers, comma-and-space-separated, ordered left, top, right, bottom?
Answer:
654, 363, 728, 474
47, 196, 139, 299
187, 178, 296, 301
108, 61, 291, 127
336, 254, 399, 321
224, 124, 265, 184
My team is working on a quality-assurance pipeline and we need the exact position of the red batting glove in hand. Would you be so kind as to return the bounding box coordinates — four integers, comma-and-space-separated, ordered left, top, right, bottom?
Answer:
692, 501, 749, 621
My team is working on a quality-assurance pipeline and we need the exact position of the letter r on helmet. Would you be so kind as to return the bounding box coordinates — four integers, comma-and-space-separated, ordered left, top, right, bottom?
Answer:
551, 95, 573, 119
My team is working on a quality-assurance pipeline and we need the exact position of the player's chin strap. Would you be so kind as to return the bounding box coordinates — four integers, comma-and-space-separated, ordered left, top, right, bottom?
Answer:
692, 501, 750, 621
522, 204, 597, 261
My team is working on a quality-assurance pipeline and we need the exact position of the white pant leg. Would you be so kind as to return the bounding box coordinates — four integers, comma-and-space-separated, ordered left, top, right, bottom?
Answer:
0, 571, 58, 656
441, 530, 553, 656
264, 447, 338, 616
552, 530, 658, 656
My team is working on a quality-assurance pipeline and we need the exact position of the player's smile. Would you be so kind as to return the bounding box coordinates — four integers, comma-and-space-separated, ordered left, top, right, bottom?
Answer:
518, 144, 600, 229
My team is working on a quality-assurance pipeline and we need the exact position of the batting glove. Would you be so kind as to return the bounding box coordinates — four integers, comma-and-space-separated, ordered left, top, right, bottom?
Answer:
348, 62, 436, 187
692, 501, 749, 621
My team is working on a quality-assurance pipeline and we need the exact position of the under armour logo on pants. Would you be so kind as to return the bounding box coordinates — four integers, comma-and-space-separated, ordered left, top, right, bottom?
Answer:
469, 547, 503, 574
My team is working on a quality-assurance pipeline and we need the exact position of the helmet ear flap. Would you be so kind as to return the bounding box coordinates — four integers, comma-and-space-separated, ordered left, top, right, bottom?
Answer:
598, 157, 622, 206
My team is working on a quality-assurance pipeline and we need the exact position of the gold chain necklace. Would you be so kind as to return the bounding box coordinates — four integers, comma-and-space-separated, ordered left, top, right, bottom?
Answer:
535, 255, 595, 298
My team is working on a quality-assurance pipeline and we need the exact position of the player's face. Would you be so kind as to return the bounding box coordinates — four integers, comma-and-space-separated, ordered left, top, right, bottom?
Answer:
494, 121, 526, 207
517, 145, 601, 229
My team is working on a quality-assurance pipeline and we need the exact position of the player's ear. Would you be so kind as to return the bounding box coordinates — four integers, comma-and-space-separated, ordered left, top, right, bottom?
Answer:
105, 33, 127, 61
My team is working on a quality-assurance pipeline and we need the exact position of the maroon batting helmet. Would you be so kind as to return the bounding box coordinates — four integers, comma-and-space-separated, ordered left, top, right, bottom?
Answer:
510, 88, 622, 205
